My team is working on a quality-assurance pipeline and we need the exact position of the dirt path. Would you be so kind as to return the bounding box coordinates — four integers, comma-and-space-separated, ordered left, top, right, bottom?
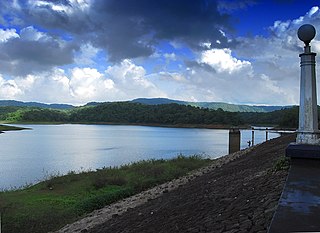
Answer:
58, 134, 295, 233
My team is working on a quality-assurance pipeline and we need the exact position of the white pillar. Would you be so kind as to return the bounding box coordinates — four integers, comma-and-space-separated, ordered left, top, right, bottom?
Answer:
285, 24, 320, 159
296, 24, 320, 144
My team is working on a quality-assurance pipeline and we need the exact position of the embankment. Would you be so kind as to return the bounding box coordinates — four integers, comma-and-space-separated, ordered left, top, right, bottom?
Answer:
57, 134, 295, 233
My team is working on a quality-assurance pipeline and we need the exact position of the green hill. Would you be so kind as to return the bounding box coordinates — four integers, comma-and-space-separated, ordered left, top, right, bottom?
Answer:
0, 102, 299, 129
0, 100, 74, 109
0, 98, 290, 113
132, 98, 290, 112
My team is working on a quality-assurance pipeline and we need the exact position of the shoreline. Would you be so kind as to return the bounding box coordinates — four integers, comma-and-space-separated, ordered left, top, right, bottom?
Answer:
3, 121, 287, 130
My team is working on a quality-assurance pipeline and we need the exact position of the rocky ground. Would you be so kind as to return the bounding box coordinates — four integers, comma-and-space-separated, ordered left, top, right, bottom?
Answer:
57, 134, 295, 233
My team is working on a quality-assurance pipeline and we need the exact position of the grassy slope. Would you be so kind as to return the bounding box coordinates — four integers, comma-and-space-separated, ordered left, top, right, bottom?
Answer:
0, 156, 211, 233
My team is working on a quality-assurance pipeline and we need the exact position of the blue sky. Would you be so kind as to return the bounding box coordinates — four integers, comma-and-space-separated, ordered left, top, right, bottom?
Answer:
0, 0, 319, 105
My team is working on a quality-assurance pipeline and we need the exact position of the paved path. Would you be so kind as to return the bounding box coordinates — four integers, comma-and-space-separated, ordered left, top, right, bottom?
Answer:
269, 158, 320, 232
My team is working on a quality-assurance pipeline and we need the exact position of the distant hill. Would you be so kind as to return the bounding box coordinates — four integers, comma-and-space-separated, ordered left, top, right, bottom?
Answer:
0, 100, 74, 109
132, 98, 185, 105
132, 98, 291, 112
0, 98, 291, 112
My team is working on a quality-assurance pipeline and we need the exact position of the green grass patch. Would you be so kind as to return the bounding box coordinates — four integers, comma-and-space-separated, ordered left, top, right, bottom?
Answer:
0, 155, 211, 233
273, 156, 290, 171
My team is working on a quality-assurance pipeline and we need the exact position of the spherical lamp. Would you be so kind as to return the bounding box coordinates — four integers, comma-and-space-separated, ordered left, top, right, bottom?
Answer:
298, 24, 316, 47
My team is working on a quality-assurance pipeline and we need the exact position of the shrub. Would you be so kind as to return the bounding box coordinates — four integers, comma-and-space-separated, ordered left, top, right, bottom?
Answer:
273, 157, 290, 171
75, 187, 134, 214
92, 173, 127, 189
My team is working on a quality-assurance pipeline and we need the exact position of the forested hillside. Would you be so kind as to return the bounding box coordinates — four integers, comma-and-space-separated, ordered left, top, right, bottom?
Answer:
132, 98, 290, 112
0, 102, 300, 128
68, 102, 242, 125
0, 98, 289, 112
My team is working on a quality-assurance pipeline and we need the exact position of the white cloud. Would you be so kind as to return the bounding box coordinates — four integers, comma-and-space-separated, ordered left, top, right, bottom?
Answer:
0, 28, 19, 42
106, 59, 146, 81
272, 20, 291, 36
0, 76, 22, 98
308, 6, 319, 17
69, 67, 114, 100
0, 60, 167, 104
163, 53, 177, 61
74, 43, 99, 65
31, 0, 91, 15
105, 59, 165, 98
200, 48, 251, 74
200, 42, 212, 49
20, 26, 49, 41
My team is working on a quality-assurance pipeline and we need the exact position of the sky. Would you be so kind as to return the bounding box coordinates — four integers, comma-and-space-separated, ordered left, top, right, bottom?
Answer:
0, 0, 320, 106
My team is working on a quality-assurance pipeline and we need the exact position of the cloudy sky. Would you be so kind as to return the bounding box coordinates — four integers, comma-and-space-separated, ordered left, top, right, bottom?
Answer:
0, 0, 320, 105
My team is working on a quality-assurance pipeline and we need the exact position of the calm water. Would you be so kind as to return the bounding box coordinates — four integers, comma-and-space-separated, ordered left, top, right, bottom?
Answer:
0, 124, 279, 189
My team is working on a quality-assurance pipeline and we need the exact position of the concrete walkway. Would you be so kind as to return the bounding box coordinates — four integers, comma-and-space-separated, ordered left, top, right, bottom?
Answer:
269, 158, 320, 232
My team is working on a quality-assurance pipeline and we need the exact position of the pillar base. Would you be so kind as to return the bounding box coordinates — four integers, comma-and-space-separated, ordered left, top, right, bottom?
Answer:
296, 131, 320, 144
286, 143, 320, 159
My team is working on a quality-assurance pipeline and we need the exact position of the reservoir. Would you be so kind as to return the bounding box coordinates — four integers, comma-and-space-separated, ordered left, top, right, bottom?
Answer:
0, 124, 280, 189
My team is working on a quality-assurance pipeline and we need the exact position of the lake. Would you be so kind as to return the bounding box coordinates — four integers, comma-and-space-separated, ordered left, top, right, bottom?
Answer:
0, 124, 280, 189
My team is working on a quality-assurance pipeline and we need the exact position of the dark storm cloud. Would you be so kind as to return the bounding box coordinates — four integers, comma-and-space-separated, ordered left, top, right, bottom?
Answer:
9, 0, 235, 62
94, 0, 235, 59
0, 1, 79, 76
0, 36, 76, 76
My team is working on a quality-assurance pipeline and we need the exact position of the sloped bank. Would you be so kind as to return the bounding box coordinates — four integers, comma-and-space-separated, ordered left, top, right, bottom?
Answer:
56, 134, 295, 233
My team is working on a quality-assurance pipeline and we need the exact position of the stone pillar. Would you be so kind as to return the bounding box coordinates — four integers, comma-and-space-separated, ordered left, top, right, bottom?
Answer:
286, 24, 320, 159
296, 25, 320, 144
229, 128, 240, 154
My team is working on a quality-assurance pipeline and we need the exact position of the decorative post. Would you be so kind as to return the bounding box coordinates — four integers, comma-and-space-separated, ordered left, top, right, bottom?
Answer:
286, 24, 320, 158
266, 128, 268, 142
251, 127, 255, 146
296, 24, 320, 144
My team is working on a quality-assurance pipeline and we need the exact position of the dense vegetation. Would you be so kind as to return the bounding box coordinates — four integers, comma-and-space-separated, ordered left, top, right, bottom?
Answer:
69, 102, 243, 125
0, 102, 301, 128
0, 156, 210, 233
132, 98, 289, 112
0, 98, 288, 112
239, 106, 299, 128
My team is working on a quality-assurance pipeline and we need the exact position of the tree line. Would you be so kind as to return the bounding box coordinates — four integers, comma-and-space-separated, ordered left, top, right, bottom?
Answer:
0, 102, 301, 128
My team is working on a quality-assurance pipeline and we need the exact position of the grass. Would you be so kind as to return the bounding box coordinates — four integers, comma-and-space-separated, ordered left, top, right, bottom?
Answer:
0, 155, 211, 233
273, 156, 290, 171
